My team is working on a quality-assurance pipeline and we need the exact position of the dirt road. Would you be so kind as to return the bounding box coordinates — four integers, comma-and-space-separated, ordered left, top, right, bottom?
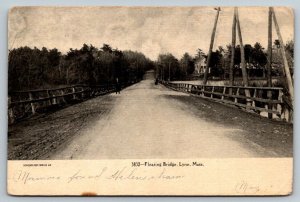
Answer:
8, 71, 292, 160
47, 71, 292, 159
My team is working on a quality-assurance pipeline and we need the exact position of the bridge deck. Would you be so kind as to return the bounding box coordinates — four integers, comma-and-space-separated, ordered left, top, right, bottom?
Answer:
8, 71, 292, 159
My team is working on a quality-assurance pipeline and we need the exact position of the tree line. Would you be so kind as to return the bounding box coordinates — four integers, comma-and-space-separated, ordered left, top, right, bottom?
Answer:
156, 40, 294, 81
8, 44, 154, 92
8, 40, 294, 92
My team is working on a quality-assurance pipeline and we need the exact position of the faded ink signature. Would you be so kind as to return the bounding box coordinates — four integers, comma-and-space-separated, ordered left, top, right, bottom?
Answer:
235, 180, 260, 194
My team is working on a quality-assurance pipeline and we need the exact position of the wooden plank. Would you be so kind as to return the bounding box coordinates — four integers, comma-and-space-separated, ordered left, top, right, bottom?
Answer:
10, 90, 88, 106
10, 84, 112, 94
189, 85, 282, 91
220, 98, 280, 115
11, 86, 79, 93
163, 82, 285, 119
190, 93, 280, 116
10, 85, 118, 106
169, 82, 284, 90
188, 89, 282, 104
183, 89, 283, 104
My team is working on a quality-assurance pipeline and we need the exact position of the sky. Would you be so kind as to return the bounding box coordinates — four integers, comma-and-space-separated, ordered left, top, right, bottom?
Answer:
8, 6, 294, 60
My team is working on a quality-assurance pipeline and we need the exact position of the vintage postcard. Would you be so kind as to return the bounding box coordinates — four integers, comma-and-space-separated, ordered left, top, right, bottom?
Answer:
7, 6, 293, 195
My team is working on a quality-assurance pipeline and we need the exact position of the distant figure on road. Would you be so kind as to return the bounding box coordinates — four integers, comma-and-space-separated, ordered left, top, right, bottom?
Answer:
155, 77, 159, 85
115, 78, 121, 94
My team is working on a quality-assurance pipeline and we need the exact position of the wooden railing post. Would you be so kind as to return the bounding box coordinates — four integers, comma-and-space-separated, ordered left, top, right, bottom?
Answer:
51, 91, 57, 105
235, 88, 240, 103
60, 90, 66, 103
159, 81, 291, 122
46, 90, 52, 106
267, 90, 273, 119
252, 89, 257, 107
81, 87, 85, 99
28, 92, 36, 114
72, 87, 76, 100
211, 86, 215, 98
9, 82, 138, 124
277, 89, 284, 119
200, 86, 204, 96
221, 86, 226, 100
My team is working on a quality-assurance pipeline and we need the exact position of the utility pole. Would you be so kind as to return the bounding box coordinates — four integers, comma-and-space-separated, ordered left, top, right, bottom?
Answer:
235, 7, 248, 87
235, 7, 251, 106
267, 7, 273, 88
271, 7, 294, 104
203, 7, 221, 84
229, 9, 236, 94
267, 7, 273, 118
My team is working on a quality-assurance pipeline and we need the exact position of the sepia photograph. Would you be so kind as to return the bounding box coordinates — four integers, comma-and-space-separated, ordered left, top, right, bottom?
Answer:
7, 6, 294, 195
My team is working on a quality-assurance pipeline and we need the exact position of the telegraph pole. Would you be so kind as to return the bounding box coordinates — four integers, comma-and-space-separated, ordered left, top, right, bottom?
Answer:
267, 7, 273, 118
203, 7, 221, 85
229, 9, 236, 94
235, 7, 248, 87
267, 7, 273, 88
235, 7, 251, 106
271, 7, 294, 104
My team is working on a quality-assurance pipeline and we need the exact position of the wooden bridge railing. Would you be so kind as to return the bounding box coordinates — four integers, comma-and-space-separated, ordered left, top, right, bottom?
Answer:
160, 81, 293, 122
8, 81, 137, 124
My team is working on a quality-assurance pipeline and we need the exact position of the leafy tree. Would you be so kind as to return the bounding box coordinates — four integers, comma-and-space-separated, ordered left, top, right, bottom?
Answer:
285, 40, 294, 68
8, 43, 154, 92
244, 44, 253, 63
252, 42, 267, 68
274, 39, 280, 48
157, 53, 180, 80
180, 53, 195, 75
8, 46, 62, 91
209, 50, 224, 77
195, 49, 206, 60
101, 44, 113, 53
